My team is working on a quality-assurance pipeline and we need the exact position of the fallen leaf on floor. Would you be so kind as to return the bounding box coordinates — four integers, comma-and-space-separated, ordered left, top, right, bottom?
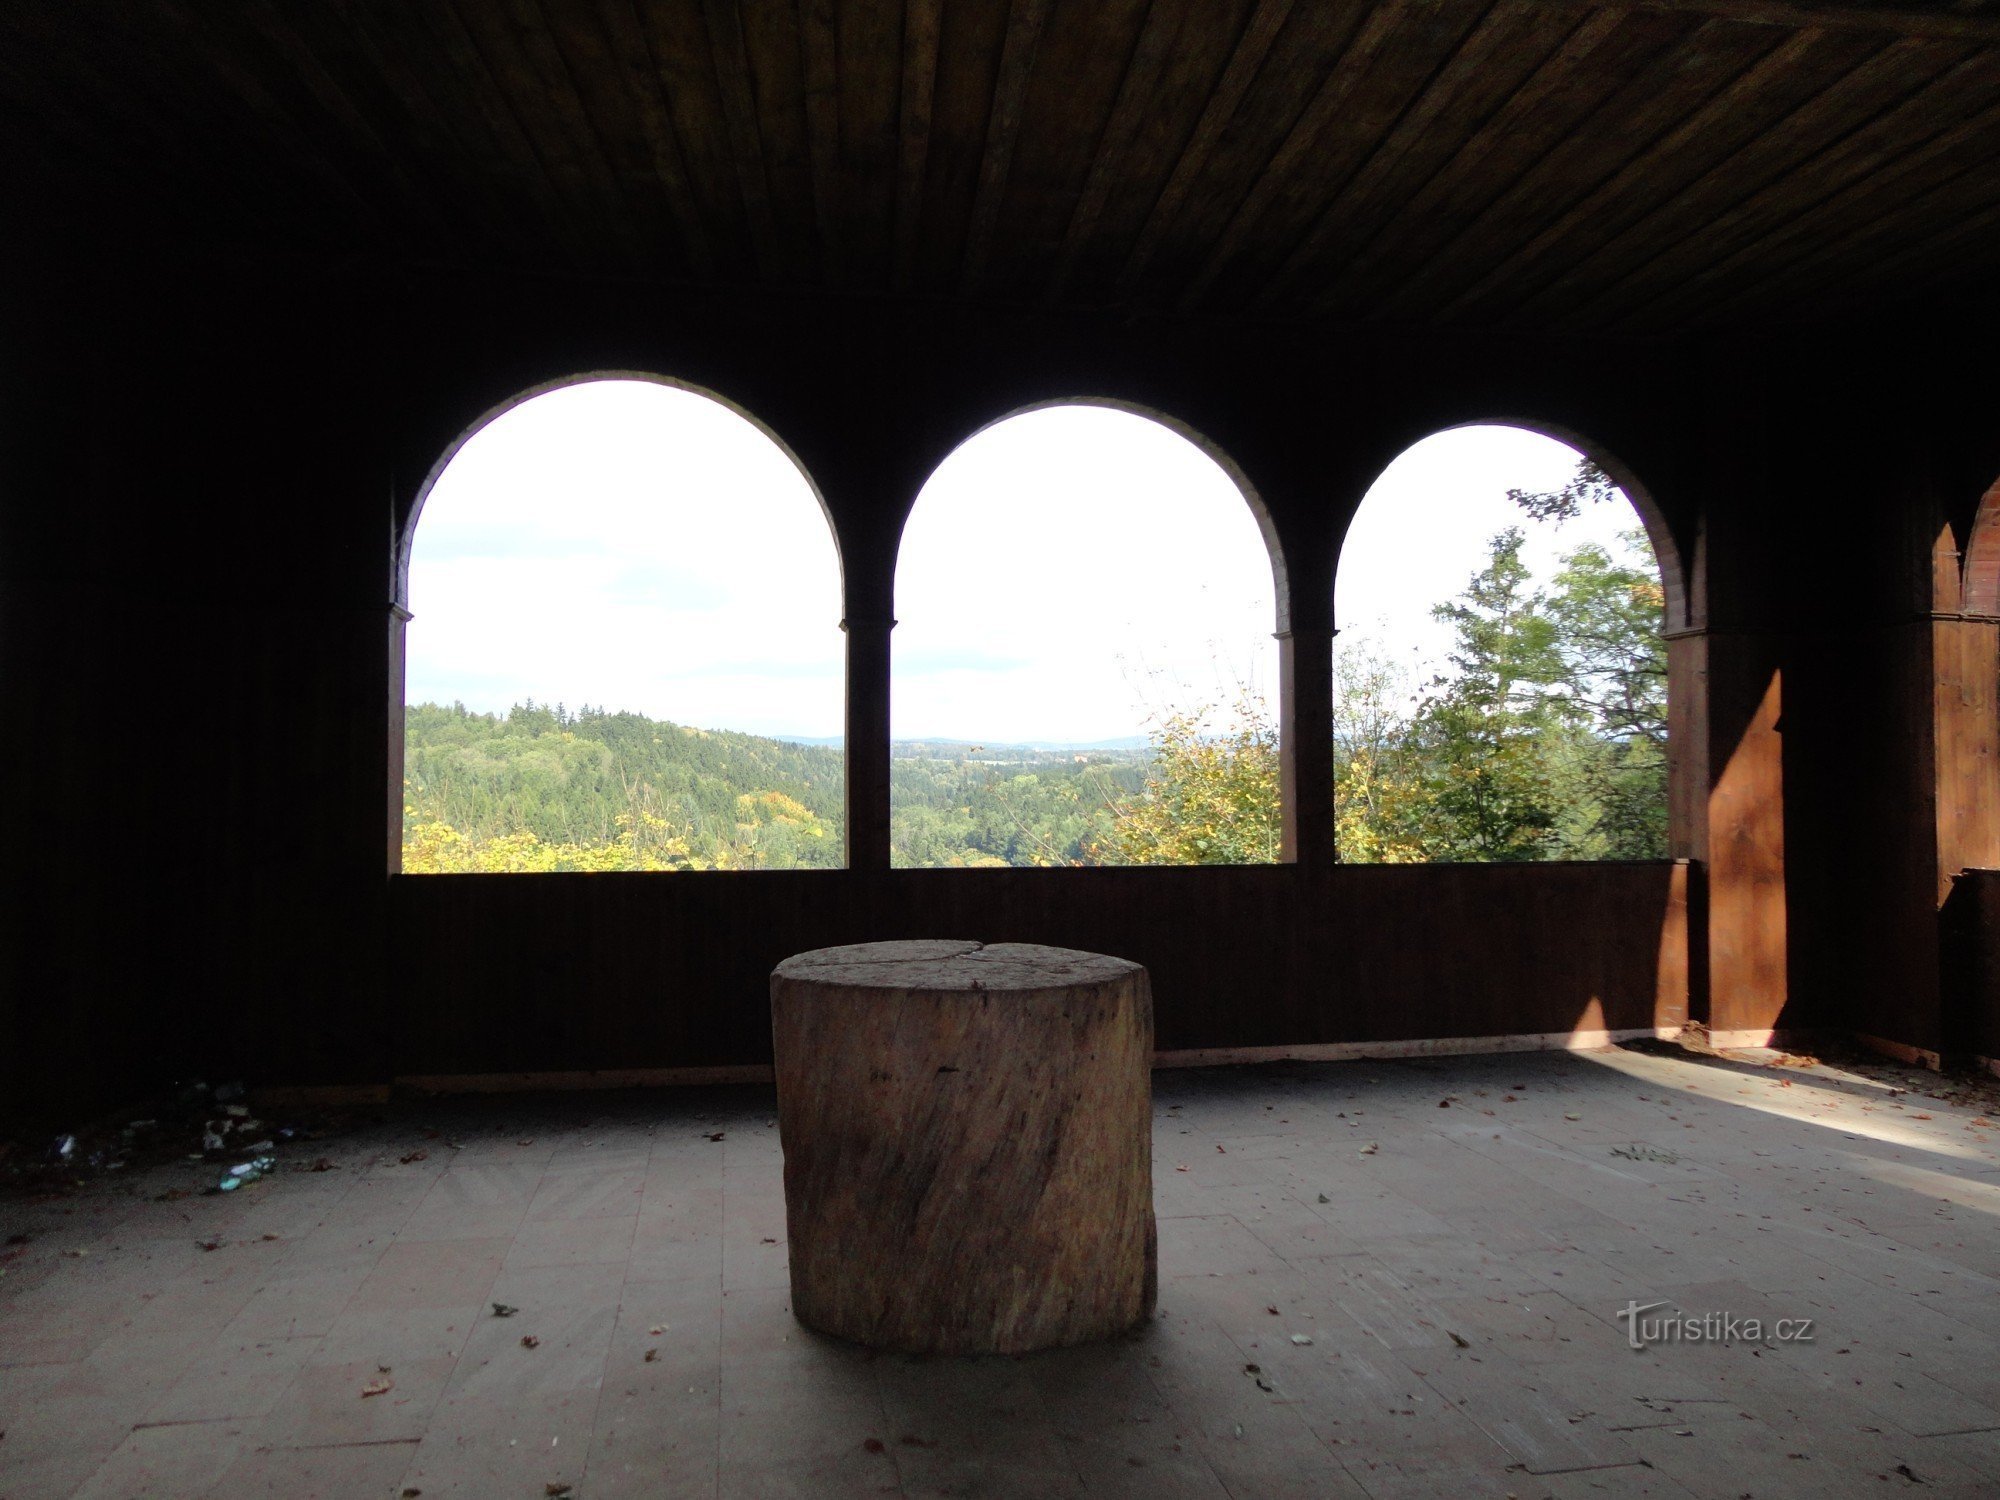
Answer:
648, 1325, 665, 1335
1216, 1145, 1227, 1153
492, 1303, 518, 1318
761, 1237, 777, 1244
1449, 1331, 1471, 1348
1317, 1193, 1329, 1203
1564, 1113, 1581, 1121
644, 1349, 659, 1363
361, 1376, 394, 1398
1360, 1143, 1378, 1155
863, 1437, 886, 1454
900, 1435, 937, 1448
1175, 1164, 1189, 1172
521, 1335, 541, 1349
62, 1249, 86, 1258
1266, 1306, 1279, 1315
706, 1132, 726, 1142
197, 1240, 220, 1252
399, 1149, 428, 1164
545, 1486, 572, 1498
1438, 1100, 1451, 1108
401, 1489, 421, 1498
517, 1139, 535, 1146
1290, 1334, 1312, 1345
1244, 1363, 1261, 1374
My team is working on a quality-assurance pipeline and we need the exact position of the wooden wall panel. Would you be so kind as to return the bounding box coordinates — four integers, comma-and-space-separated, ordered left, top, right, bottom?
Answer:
384, 861, 1691, 1078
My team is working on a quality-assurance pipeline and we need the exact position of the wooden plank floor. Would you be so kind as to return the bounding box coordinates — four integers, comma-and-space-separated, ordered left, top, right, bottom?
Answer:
3, 1046, 1998, 1498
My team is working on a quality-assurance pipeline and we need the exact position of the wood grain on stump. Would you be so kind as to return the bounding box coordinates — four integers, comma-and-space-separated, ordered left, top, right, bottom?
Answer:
770, 940, 1156, 1355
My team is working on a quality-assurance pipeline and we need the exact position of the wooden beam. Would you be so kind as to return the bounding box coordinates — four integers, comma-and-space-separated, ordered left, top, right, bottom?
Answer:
1593, 0, 2000, 46
959, 0, 1054, 291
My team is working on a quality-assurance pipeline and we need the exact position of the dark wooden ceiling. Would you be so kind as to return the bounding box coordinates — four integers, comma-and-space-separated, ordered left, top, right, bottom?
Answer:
5, 0, 1999, 336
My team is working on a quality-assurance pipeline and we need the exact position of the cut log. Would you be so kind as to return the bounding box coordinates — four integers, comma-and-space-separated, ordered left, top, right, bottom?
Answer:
769, 939, 1156, 1354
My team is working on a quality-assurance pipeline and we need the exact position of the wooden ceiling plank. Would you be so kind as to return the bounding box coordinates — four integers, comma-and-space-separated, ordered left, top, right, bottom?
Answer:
892, 0, 942, 288
1174, 0, 1454, 312
959, 0, 1056, 291
701, 0, 784, 281
1044, 0, 1184, 302
1129, 1, 1392, 299
736, 0, 821, 282
513, 0, 674, 274
1296, 7, 1632, 317
1507, 33, 1966, 324
1429, 24, 1852, 325
909, 2, 1011, 292
583, 0, 719, 279
324, 0, 586, 270
1246, 0, 1577, 312
1607, 83, 2000, 332
1114, 0, 1297, 293
800, 0, 845, 284
0, 11, 292, 248
1551, 36, 1998, 330
634, 2, 757, 275
230, 0, 478, 260
982, 0, 1155, 298
1367, 10, 1756, 323
391, 0, 606, 271
1753, 177, 2000, 320
1230, 0, 1609, 316
440, 0, 650, 274
134, 0, 405, 253
834, 0, 907, 292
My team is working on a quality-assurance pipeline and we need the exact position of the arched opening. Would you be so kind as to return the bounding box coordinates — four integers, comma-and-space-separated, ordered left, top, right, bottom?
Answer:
889, 402, 1283, 868
396, 376, 844, 872
1333, 423, 1677, 864
1961, 478, 2000, 617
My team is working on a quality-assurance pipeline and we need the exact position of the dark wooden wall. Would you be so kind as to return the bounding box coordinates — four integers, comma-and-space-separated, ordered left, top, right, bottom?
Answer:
388, 862, 1691, 1079
3, 251, 1997, 1129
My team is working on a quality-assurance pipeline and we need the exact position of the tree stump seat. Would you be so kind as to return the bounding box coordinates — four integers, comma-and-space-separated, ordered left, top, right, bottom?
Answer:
769, 939, 1157, 1355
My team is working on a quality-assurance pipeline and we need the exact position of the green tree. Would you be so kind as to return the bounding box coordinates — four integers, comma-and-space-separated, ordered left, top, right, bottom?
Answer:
1538, 531, 1668, 858
1406, 527, 1567, 860
1095, 693, 1281, 865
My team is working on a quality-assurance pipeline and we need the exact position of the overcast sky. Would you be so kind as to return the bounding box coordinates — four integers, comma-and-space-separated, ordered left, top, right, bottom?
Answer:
405, 380, 1650, 743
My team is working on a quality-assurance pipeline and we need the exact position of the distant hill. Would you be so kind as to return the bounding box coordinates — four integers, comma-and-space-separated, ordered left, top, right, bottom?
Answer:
402, 702, 1153, 871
